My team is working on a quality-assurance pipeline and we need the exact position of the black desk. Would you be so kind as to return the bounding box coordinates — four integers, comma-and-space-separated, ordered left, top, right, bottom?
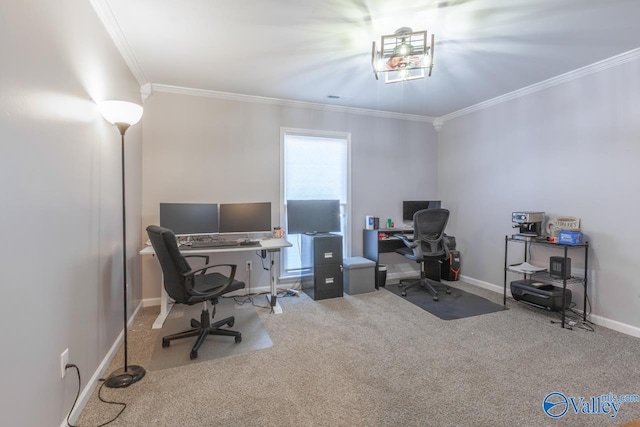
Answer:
363, 228, 440, 288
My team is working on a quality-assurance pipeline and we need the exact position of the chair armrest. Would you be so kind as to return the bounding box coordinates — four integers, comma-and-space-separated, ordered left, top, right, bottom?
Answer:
184, 255, 210, 271
184, 262, 237, 278
396, 234, 419, 248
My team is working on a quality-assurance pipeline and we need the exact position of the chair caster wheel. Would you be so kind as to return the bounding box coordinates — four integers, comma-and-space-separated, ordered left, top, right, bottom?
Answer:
401, 292, 407, 297
433, 296, 439, 301
190, 350, 198, 360
446, 289, 451, 294
162, 338, 170, 348
227, 319, 234, 327
235, 334, 242, 343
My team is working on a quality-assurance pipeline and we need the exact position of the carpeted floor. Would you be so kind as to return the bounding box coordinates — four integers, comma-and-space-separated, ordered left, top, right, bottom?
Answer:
76, 281, 640, 427
147, 298, 272, 371
384, 281, 507, 320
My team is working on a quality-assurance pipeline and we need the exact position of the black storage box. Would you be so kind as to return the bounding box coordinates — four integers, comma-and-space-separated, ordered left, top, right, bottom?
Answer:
510, 279, 571, 312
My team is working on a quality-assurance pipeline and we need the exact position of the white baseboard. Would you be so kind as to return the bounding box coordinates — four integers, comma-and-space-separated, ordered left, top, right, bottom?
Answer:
62, 301, 143, 427
460, 274, 640, 339
142, 297, 160, 307
459, 274, 504, 294
588, 314, 640, 338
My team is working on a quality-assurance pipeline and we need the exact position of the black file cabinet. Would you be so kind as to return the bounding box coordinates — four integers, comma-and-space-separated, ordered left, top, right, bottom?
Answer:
301, 233, 343, 300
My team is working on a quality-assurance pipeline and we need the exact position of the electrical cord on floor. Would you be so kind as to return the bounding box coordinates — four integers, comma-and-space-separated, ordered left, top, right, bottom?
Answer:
558, 307, 595, 332
230, 292, 271, 309
276, 289, 300, 298
507, 290, 595, 332
225, 288, 301, 308
220, 272, 272, 309
222, 263, 303, 309
545, 300, 594, 332
65, 364, 127, 427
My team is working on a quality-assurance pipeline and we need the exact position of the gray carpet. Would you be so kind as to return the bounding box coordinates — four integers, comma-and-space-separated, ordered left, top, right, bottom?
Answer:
385, 282, 508, 320
77, 282, 640, 427
148, 297, 272, 371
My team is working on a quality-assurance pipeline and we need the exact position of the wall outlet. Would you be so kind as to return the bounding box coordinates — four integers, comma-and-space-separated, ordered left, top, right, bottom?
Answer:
60, 348, 69, 378
246, 261, 252, 271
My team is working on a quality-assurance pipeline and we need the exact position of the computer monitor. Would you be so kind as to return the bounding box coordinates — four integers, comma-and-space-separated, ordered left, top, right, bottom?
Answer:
286, 199, 341, 235
402, 200, 441, 223
219, 202, 272, 234
159, 203, 219, 236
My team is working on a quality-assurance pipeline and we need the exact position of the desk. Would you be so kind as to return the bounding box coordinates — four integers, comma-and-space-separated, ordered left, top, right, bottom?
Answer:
140, 238, 292, 329
363, 228, 440, 287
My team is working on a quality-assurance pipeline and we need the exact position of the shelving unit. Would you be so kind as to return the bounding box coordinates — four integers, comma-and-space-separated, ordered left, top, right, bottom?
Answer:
503, 235, 589, 328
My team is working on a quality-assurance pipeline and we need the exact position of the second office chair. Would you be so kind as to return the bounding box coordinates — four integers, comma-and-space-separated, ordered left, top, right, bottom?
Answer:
396, 208, 450, 301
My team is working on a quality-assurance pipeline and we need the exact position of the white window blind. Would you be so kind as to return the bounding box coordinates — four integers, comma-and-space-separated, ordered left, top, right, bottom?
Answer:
281, 131, 349, 276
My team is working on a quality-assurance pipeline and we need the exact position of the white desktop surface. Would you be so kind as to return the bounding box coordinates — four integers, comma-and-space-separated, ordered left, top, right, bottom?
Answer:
140, 238, 292, 329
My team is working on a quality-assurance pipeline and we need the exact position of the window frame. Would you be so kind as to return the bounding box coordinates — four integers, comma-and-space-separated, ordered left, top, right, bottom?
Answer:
279, 127, 352, 279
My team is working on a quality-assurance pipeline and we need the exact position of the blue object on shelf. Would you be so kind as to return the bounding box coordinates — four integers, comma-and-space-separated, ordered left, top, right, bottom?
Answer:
558, 230, 583, 245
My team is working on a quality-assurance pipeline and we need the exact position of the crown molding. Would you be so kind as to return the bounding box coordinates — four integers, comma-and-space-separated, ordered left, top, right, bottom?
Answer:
90, 0, 148, 86
88, 1, 639, 127
151, 84, 435, 123
440, 48, 640, 123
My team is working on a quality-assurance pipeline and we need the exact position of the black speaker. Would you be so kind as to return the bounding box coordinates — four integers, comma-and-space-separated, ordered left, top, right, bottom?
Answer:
549, 256, 571, 279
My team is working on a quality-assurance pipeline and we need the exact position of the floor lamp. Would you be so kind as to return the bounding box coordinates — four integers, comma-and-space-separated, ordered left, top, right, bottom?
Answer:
98, 100, 146, 388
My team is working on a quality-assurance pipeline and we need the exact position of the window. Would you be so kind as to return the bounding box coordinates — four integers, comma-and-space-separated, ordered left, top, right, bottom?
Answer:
280, 128, 350, 278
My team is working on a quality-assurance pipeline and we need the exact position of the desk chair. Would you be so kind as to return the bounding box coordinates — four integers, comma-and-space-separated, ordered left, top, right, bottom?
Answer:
146, 225, 245, 360
396, 209, 450, 301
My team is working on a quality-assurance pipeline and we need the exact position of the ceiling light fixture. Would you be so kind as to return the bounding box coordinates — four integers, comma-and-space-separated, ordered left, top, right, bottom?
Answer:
371, 27, 434, 84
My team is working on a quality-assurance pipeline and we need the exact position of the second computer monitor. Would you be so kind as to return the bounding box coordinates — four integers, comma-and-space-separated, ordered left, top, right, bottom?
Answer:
403, 200, 441, 223
219, 202, 271, 233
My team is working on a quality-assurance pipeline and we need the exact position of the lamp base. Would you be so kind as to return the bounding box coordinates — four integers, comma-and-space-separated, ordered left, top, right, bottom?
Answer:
104, 365, 146, 388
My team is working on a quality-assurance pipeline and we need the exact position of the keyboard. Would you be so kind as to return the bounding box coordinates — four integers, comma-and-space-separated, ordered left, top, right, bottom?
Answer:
188, 240, 261, 248
239, 240, 261, 247
190, 241, 240, 248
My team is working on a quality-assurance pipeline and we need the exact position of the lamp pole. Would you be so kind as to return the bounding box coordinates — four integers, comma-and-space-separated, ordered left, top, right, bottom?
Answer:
99, 102, 146, 389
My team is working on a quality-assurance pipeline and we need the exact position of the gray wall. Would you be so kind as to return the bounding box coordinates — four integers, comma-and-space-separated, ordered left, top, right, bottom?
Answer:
141, 91, 439, 298
0, 1, 143, 425
438, 56, 640, 332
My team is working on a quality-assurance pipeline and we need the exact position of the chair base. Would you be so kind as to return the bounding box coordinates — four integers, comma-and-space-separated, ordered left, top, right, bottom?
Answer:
399, 278, 451, 301
162, 308, 241, 360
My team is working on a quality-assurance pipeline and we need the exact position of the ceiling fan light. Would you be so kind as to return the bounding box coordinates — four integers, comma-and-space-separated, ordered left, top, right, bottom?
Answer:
394, 41, 412, 57
372, 26, 433, 84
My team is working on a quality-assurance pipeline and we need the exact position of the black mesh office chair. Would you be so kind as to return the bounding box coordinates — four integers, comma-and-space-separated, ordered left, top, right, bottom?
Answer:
146, 225, 245, 360
396, 208, 450, 301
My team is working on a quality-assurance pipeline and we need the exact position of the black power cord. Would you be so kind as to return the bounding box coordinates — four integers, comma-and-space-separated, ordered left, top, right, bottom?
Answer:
65, 364, 127, 427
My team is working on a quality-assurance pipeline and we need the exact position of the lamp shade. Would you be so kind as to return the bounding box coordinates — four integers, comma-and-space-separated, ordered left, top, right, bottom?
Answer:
98, 100, 143, 126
